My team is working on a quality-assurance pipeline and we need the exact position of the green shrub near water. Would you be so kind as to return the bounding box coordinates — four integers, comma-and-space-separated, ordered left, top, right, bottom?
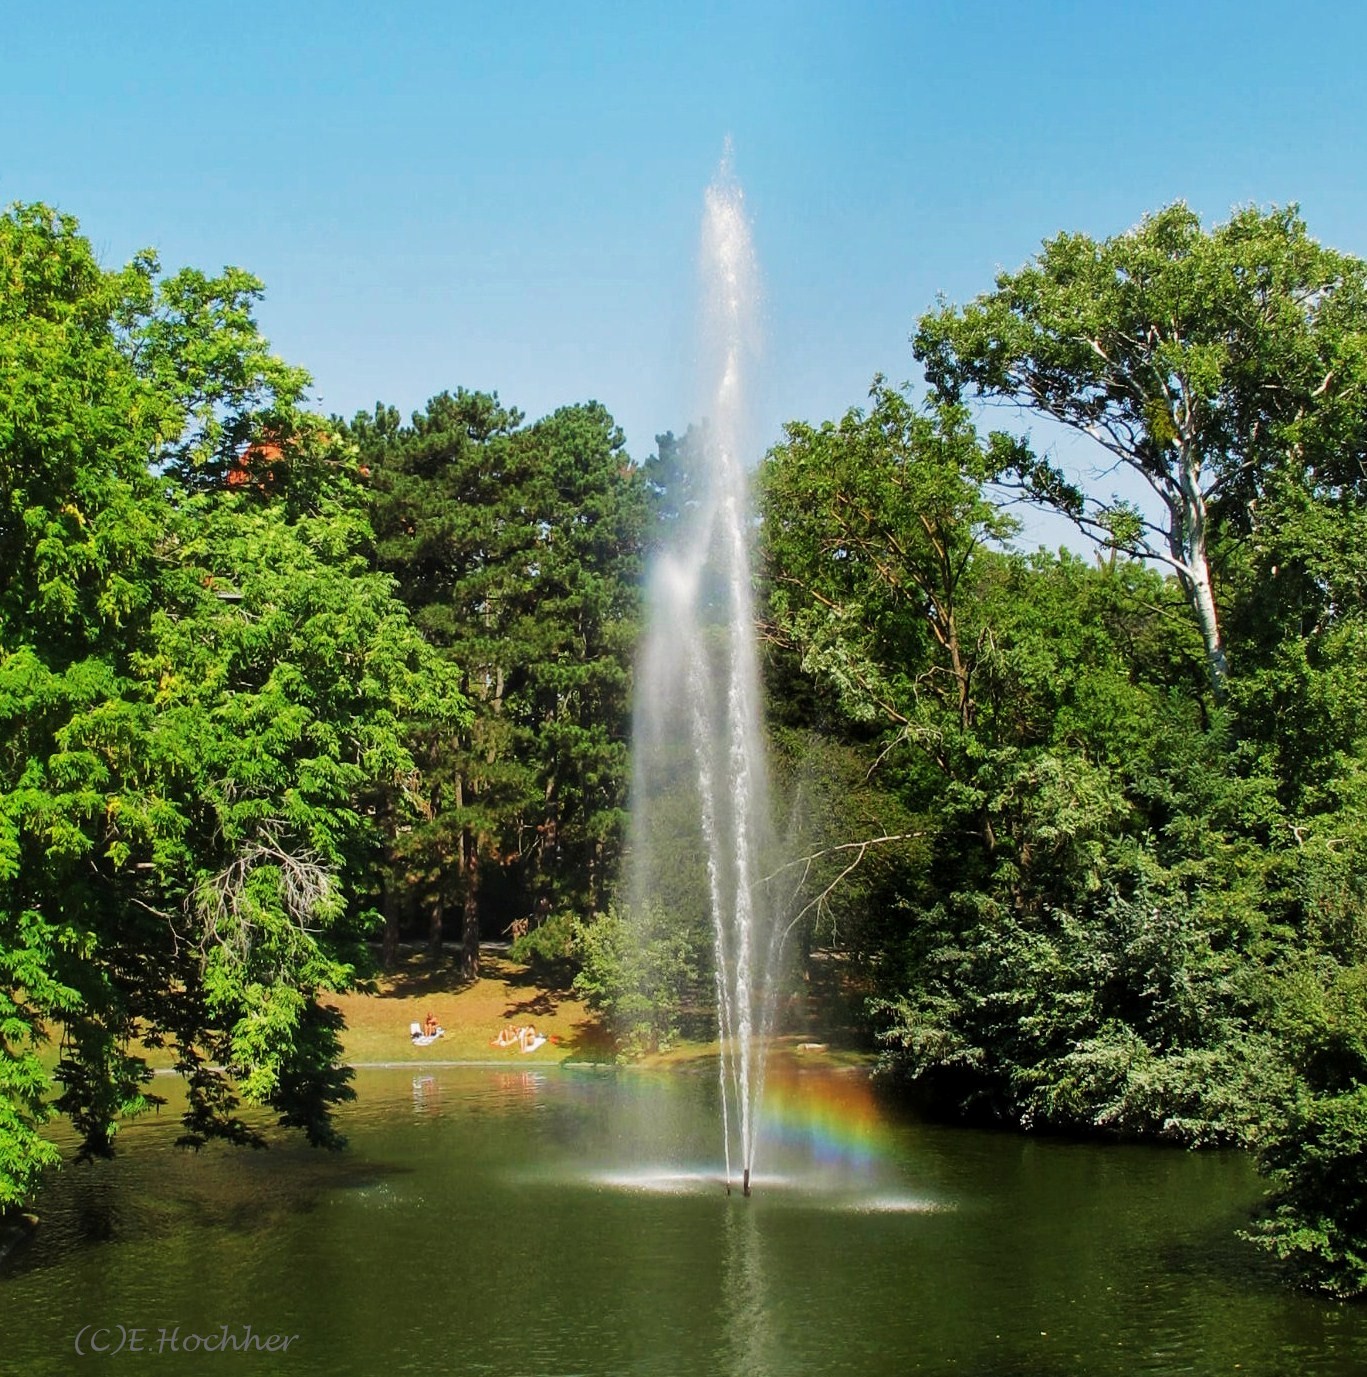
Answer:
570, 905, 702, 1055
1244, 960, 1367, 1297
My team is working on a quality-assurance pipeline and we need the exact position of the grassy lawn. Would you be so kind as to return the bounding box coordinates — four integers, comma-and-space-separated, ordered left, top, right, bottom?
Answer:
328, 944, 614, 1065
33, 944, 871, 1077
329, 944, 874, 1071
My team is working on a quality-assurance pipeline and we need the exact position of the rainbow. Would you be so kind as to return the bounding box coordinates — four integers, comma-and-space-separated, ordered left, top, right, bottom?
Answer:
756, 1068, 896, 1171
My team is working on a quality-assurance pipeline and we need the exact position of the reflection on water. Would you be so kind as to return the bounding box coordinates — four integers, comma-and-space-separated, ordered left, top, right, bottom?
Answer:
582, 1167, 945, 1215
409, 1074, 437, 1112
3, 1063, 1366, 1377
723, 1205, 772, 1377
588, 1168, 729, 1194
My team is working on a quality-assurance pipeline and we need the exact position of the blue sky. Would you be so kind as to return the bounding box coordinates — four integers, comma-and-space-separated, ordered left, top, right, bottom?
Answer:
6, 1, 1367, 537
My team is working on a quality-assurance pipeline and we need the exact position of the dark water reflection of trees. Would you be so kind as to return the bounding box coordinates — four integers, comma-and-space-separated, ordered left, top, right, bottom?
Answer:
4, 1068, 1365, 1377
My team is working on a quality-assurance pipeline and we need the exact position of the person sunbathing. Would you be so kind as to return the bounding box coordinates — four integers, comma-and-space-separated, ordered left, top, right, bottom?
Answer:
490, 1024, 524, 1048
423, 1013, 439, 1038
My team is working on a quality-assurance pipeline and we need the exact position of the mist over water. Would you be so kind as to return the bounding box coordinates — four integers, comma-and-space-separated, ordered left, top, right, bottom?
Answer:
630, 148, 779, 1192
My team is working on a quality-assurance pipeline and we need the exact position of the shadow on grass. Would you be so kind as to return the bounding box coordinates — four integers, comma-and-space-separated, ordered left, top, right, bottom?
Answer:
556, 1015, 616, 1061
501, 989, 561, 1019
369, 945, 477, 1000
498, 951, 582, 1022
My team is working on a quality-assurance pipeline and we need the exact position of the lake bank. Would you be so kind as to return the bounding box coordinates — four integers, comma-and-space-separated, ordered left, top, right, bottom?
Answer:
330, 943, 874, 1074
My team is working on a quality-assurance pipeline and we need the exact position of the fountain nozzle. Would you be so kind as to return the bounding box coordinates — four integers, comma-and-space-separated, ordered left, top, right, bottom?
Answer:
742, 1167, 751, 1197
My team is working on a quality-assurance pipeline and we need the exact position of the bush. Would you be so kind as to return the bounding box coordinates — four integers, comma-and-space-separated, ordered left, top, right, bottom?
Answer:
1245, 960, 1367, 1297
571, 904, 701, 1055
508, 911, 578, 982
876, 879, 1279, 1146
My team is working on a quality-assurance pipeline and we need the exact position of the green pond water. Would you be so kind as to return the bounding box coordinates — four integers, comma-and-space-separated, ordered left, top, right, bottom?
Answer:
2, 1062, 1364, 1376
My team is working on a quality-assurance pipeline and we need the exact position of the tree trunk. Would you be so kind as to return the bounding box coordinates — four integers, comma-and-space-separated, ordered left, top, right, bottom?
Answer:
461, 828, 480, 980
1188, 557, 1229, 701
588, 838, 603, 913
542, 773, 558, 885
381, 877, 399, 971
428, 895, 444, 962
1172, 446, 1229, 702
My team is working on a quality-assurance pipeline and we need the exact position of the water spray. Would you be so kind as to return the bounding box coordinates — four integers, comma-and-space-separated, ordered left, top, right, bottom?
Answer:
631, 141, 775, 1202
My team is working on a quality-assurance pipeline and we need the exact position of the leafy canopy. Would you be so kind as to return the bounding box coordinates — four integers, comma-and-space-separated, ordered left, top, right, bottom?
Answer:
0, 203, 466, 1208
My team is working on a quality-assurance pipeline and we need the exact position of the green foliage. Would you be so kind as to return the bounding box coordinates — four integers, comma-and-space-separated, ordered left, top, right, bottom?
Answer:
759, 382, 1021, 743
0, 905, 68, 1205
641, 424, 705, 542
1247, 960, 1367, 1297
350, 391, 647, 963
571, 904, 702, 1055
509, 910, 577, 981
0, 203, 465, 1203
6, 187, 1367, 1304
757, 348, 1367, 1294
914, 202, 1367, 698
765, 725, 929, 970
876, 865, 1280, 1146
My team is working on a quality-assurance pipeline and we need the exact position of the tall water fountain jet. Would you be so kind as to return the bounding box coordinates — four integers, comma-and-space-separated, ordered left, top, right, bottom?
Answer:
631, 147, 778, 1197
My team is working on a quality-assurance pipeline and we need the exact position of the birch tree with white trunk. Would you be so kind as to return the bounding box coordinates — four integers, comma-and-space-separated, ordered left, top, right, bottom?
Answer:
914, 203, 1367, 702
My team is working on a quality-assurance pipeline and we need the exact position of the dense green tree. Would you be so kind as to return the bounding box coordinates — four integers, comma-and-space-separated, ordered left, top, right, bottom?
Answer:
758, 379, 1272, 1140
759, 383, 1022, 766
348, 390, 529, 972
350, 392, 646, 974
908, 203, 1367, 1293
758, 353, 1367, 1293
914, 203, 1367, 700
0, 204, 464, 1211
570, 902, 701, 1054
510, 403, 647, 913
641, 424, 705, 542
1249, 953, 1367, 1296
